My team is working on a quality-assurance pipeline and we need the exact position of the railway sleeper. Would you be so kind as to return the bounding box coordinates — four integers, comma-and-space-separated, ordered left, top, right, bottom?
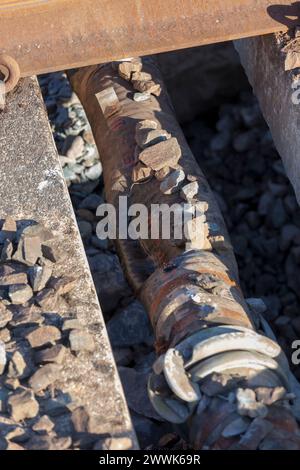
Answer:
0, 77, 137, 451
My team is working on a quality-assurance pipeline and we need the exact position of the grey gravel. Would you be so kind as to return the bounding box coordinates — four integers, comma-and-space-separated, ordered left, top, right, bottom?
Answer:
181, 181, 199, 201
107, 300, 153, 348
183, 90, 300, 382
136, 128, 170, 149
64, 135, 85, 161
1, 239, 13, 261
246, 298, 267, 315
39, 71, 300, 449
29, 264, 52, 292
29, 364, 61, 392
133, 92, 151, 102
7, 389, 39, 422
236, 388, 268, 419
32, 415, 55, 434
0, 305, 12, 328
7, 351, 28, 379
62, 319, 83, 331
26, 326, 61, 348
85, 162, 102, 181
34, 344, 67, 365
9, 284, 33, 305
0, 217, 17, 243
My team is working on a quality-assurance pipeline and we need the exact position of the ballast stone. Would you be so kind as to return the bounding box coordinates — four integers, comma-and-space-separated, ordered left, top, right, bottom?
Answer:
133, 92, 151, 102
26, 326, 61, 348
132, 163, 153, 183
160, 169, 185, 195
139, 137, 181, 171
118, 60, 142, 81
132, 80, 161, 96
9, 284, 33, 305
69, 330, 95, 353
135, 128, 171, 149
181, 181, 199, 201
29, 363, 61, 392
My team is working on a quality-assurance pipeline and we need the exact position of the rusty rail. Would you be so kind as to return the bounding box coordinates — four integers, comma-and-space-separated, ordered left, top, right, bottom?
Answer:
0, 0, 299, 81
69, 57, 300, 449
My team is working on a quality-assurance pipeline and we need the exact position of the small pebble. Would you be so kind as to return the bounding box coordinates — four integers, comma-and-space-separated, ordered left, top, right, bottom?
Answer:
160, 169, 185, 195
132, 80, 161, 96
0, 217, 17, 243
132, 162, 152, 182
32, 415, 55, 434
29, 264, 52, 292
29, 363, 61, 392
139, 137, 181, 171
0, 341, 6, 374
85, 162, 102, 181
236, 388, 268, 419
118, 60, 142, 81
7, 351, 27, 378
34, 344, 67, 365
135, 128, 170, 149
65, 135, 85, 161
133, 92, 150, 102
7, 389, 39, 422
9, 284, 33, 305
180, 181, 199, 201
0, 304, 12, 328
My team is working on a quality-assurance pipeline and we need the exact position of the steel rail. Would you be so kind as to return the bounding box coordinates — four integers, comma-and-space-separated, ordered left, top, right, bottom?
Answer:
0, 0, 299, 80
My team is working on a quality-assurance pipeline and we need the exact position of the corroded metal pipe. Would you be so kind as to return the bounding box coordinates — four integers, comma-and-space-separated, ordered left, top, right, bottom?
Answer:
0, 0, 297, 78
234, 33, 300, 205
69, 59, 300, 449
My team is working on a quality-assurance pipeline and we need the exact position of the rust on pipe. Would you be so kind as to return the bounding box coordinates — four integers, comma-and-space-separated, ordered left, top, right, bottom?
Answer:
69, 58, 300, 449
0, 0, 299, 79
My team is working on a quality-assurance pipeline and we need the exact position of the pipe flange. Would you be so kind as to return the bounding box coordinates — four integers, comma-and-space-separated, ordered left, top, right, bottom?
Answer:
0, 54, 20, 93
148, 326, 291, 424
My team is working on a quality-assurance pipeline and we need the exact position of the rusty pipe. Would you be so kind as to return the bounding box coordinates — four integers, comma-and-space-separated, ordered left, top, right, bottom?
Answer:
69, 59, 300, 449
0, 54, 20, 93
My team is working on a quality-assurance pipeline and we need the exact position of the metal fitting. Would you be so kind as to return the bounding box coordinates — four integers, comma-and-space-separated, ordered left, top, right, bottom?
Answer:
0, 54, 20, 93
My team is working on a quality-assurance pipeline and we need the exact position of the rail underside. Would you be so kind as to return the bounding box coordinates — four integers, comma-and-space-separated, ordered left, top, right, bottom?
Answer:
0, 0, 299, 77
